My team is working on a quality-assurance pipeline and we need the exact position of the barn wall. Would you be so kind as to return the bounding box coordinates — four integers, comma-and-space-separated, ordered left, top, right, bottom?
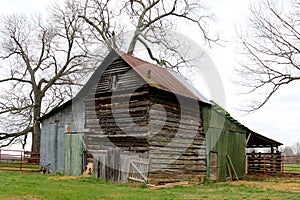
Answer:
84, 57, 150, 153
83, 56, 152, 181
72, 98, 86, 132
83, 56, 207, 183
203, 104, 246, 182
40, 99, 85, 173
147, 89, 206, 184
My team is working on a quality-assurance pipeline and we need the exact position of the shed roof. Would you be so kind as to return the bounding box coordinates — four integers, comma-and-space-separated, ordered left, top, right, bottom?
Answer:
117, 51, 210, 103
40, 99, 72, 121
211, 101, 282, 148
246, 131, 282, 148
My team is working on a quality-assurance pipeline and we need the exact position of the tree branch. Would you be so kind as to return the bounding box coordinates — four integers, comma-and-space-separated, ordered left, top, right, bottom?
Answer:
0, 126, 33, 141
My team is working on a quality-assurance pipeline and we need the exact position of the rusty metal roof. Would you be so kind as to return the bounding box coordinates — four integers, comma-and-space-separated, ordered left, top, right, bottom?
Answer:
40, 50, 210, 121
117, 51, 210, 103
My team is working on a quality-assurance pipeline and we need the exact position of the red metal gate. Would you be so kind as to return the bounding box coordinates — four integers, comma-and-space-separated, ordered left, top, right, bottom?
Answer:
281, 155, 300, 175
0, 149, 40, 172
247, 153, 300, 176
247, 153, 281, 174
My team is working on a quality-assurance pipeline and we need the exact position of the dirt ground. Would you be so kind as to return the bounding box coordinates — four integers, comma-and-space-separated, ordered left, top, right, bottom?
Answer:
48, 175, 81, 180
222, 175, 300, 193
47, 174, 300, 193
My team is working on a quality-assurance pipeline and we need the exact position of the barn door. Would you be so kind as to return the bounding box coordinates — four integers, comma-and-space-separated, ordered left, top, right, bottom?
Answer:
209, 151, 218, 182
64, 133, 84, 176
93, 151, 149, 183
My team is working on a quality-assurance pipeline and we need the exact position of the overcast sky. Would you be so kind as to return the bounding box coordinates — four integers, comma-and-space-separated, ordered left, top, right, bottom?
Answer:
0, 0, 299, 147
207, 0, 300, 148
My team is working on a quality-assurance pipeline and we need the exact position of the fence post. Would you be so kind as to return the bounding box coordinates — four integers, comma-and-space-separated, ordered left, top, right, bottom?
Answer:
264, 155, 266, 173
20, 151, 23, 171
282, 154, 284, 175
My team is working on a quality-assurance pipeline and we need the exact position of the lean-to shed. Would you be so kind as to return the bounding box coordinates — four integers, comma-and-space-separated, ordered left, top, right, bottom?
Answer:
202, 102, 247, 182
39, 49, 281, 183
203, 102, 283, 182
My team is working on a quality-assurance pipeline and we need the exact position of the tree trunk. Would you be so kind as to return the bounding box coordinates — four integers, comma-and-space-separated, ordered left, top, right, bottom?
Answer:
31, 120, 41, 153
127, 29, 140, 55
31, 97, 42, 153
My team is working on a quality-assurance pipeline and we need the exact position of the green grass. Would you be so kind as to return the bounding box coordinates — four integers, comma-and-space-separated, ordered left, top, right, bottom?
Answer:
0, 162, 39, 171
284, 163, 300, 172
0, 171, 300, 200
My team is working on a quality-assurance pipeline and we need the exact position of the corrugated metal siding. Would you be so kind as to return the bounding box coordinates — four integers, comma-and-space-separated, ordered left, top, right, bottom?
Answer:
227, 131, 245, 178
64, 133, 84, 176
40, 119, 65, 173
40, 99, 85, 173
203, 105, 246, 182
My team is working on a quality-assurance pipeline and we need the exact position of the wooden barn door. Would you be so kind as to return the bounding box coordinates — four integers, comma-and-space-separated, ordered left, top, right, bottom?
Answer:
93, 150, 149, 183
64, 133, 84, 176
209, 151, 218, 182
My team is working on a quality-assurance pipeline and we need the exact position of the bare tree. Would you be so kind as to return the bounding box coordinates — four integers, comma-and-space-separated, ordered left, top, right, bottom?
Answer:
235, 0, 300, 112
0, 1, 96, 151
0, 0, 218, 151
292, 142, 300, 155
78, 0, 218, 69
281, 145, 294, 156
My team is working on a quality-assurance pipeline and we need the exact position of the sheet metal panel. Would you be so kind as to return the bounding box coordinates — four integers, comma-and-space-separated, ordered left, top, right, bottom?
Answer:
118, 51, 209, 103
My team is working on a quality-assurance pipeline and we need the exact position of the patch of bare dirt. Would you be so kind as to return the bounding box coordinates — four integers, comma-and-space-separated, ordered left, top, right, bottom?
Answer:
48, 176, 80, 180
224, 178, 300, 193
5, 195, 40, 200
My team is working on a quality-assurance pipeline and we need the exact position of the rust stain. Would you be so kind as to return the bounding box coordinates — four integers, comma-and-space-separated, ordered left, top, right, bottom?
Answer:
117, 51, 203, 101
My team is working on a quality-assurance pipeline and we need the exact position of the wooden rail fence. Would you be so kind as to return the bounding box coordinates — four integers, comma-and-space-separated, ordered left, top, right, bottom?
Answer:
247, 153, 300, 175
0, 149, 40, 172
247, 153, 281, 174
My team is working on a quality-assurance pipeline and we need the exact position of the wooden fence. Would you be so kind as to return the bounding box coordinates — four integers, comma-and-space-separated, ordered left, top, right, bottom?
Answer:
0, 149, 40, 172
93, 148, 150, 183
247, 153, 300, 175
247, 153, 281, 174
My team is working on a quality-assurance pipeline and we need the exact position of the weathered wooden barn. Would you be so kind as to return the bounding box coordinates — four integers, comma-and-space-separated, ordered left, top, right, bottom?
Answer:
40, 49, 282, 183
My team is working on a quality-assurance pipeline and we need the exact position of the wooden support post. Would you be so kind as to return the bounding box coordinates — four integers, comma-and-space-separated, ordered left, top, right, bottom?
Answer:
227, 162, 233, 181
20, 151, 23, 171
264, 155, 266, 173
271, 145, 274, 154
245, 133, 251, 175
271, 145, 275, 172
246, 133, 252, 145
245, 155, 248, 174
282, 154, 284, 175
226, 155, 239, 181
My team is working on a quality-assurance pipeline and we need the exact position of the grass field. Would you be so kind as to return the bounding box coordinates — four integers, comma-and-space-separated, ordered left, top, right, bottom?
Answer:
283, 163, 300, 173
0, 162, 40, 172
0, 171, 300, 200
